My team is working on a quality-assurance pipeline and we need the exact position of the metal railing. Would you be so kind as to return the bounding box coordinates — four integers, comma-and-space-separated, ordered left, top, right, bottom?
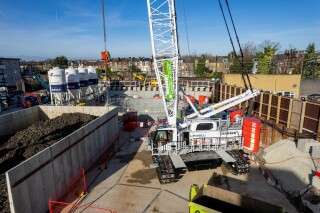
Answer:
109, 80, 137, 87
190, 81, 214, 87
151, 136, 244, 156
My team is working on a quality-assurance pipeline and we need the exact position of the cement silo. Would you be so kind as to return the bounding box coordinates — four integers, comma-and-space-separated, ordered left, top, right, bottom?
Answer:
88, 66, 98, 95
48, 67, 67, 105
78, 67, 89, 97
65, 67, 80, 104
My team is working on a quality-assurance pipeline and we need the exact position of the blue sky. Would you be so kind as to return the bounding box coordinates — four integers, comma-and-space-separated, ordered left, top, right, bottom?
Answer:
0, 0, 319, 60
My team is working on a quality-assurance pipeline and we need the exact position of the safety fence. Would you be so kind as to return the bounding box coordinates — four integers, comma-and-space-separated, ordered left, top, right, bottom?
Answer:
215, 83, 320, 141
48, 122, 152, 213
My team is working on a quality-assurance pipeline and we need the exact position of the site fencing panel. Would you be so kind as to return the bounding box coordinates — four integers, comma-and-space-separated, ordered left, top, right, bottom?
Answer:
216, 83, 320, 141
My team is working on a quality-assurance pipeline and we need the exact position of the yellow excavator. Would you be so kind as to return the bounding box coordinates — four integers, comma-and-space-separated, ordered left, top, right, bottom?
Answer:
132, 73, 157, 86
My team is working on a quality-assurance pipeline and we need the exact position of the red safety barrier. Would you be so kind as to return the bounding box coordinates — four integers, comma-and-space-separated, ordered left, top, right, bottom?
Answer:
49, 199, 117, 213
242, 117, 261, 153
198, 95, 208, 105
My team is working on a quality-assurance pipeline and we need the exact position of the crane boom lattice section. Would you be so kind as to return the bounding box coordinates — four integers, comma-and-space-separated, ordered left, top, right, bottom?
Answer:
147, 0, 179, 127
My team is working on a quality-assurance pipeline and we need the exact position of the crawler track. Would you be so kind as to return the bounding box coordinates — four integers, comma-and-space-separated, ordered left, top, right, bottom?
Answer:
154, 156, 176, 184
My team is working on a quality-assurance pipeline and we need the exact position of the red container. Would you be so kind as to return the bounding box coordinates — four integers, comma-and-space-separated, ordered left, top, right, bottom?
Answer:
230, 110, 242, 122
184, 95, 195, 103
242, 117, 261, 153
228, 107, 242, 122
198, 95, 207, 105
123, 111, 137, 132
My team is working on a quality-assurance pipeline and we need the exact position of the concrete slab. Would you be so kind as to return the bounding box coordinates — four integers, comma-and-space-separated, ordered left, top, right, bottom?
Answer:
312, 176, 320, 190
68, 134, 298, 213
146, 190, 189, 213
297, 139, 320, 153
311, 146, 320, 158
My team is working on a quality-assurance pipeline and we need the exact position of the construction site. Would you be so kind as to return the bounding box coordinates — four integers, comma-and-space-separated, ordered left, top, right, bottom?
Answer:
1, 0, 320, 213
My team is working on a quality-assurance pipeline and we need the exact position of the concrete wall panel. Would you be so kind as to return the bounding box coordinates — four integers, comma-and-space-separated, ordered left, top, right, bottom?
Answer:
25, 154, 46, 213
38, 148, 55, 205
76, 128, 87, 168
0, 113, 13, 136
6, 106, 119, 213
70, 143, 80, 174
7, 176, 32, 213
84, 130, 93, 166
60, 137, 73, 184
38, 106, 49, 120
50, 142, 65, 192
11, 112, 22, 133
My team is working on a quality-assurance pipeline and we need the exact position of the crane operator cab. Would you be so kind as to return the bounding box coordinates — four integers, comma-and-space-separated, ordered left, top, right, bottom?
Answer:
150, 127, 176, 153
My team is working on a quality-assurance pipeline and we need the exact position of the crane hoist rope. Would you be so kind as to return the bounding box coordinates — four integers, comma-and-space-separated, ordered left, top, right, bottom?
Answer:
218, 0, 253, 92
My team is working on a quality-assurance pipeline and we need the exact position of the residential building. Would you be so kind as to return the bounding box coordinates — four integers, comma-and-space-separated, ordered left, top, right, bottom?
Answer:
194, 55, 230, 74
0, 58, 21, 91
272, 51, 305, 74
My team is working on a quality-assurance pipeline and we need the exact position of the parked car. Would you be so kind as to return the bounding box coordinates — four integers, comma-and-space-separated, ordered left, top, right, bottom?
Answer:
307, 94, 320, 103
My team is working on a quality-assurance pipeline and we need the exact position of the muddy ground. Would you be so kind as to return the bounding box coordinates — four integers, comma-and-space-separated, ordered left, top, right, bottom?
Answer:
0, 112, 97, 213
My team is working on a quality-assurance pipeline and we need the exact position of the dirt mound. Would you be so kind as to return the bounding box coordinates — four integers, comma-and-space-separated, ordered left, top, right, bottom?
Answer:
0, 112, 97, 213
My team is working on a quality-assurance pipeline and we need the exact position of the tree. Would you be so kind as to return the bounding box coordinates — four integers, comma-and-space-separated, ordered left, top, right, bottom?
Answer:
256, 40, 280, 74
52, 55, 68, 67
130, 64, 142, 73
195, 55, 209, 76
303, 43, 320, 79
229, 42, 256, 73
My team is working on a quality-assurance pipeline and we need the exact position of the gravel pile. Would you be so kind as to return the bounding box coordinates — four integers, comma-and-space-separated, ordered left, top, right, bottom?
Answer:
0, 112, 97, 213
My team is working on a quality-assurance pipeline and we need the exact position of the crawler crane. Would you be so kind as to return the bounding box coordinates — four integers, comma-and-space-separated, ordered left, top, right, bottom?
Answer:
146, 0, 259, 183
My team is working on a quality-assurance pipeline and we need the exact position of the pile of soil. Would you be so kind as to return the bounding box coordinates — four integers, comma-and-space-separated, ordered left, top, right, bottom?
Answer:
0, 112, 97, 213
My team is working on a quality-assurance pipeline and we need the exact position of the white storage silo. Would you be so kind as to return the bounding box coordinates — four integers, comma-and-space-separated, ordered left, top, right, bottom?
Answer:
65, 67, 80, 103
88, 66, 98, 94
48, 67, 67, 105
78, 67, 89, 96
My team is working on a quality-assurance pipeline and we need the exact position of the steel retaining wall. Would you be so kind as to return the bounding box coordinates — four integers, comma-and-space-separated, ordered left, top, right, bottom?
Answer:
4, 106, 119, 213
